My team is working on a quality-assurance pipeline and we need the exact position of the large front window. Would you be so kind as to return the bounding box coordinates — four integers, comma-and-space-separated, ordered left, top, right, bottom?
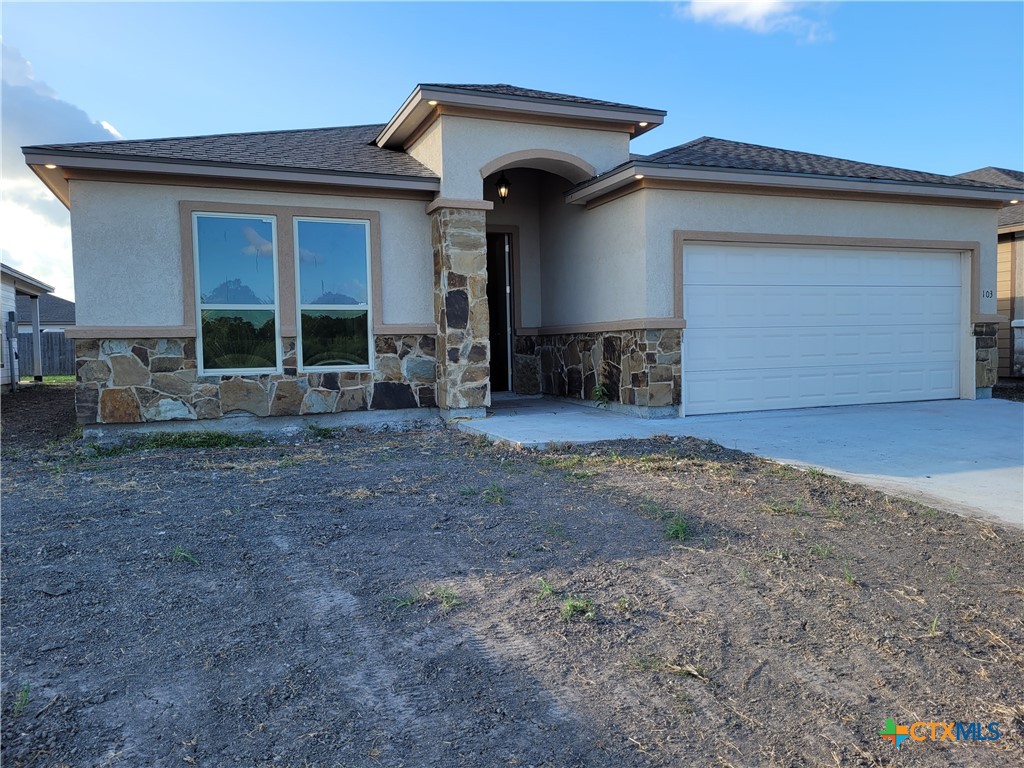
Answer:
294, 217, 371, 369
193, 213, 280, 373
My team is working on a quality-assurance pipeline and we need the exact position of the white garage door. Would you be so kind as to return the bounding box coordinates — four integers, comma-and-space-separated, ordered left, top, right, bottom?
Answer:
683, 243, 962, 416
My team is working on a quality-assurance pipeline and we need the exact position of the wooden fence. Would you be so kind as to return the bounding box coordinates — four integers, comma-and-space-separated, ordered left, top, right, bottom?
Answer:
16, 332, 76, 376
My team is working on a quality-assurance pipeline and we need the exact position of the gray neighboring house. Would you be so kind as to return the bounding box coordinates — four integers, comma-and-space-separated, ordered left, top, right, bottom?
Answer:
957, 167, 1024, 377
20, 82, 1024, 426
1, 263, 53, 387
15, 293, 76, 333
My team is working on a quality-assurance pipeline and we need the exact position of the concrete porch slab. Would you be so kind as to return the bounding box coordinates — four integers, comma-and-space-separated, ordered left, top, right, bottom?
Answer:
457, 397, 1024, 527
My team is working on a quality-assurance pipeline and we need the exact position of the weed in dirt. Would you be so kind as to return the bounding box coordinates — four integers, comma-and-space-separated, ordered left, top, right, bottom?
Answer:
639, 500, 671, 521
459, 486, 479, 497
810, 543, 832, 559
806, 466, 826, 478
665, 517, 690, 541
278, 456, 299, 468
566, 469, 597, 480
762, 500, 807, 516
305, 423, 335, 441
433, 587, 462, 612
614, 597, 632, 612
591, 383, 610, 407
629, 654, 661, 671
842, 564, 859, 587
170, 546, 201, 566
536, 577, 556, 600
928, 616, 941, 637
11, 683, 30, 717
764, 547, 789, 562
391, 590, 426, 608
665, 662, 709, 683
561, 597, 596, 622
947, 566, 960, 585
737, 566, 753, 587
92, 431, 268, 456
482, 483, 506, 505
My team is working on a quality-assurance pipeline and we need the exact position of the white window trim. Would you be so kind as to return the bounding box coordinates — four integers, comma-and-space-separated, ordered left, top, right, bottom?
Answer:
193, 211, 283, 377
293, 216, 374, 373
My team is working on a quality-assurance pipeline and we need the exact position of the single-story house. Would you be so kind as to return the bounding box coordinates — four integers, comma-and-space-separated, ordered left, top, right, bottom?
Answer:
15, 293, 76, 333
21, 83, 1024, 425
956, 167, 1024, 378
1, 263, 54, 388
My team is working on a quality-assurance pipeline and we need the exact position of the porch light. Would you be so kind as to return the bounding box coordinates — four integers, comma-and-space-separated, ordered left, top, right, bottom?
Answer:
44, 164, 57, 169
638, 122, 648, 127
1012, 199, 1021, 204
496, 172, 511, 204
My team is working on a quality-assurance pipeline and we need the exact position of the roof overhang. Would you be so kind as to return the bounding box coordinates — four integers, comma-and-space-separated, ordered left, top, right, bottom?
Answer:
567, 162, 1024, 208
376, 84, 666, 149
1, 263, 53, 297
23, 151, 441, 208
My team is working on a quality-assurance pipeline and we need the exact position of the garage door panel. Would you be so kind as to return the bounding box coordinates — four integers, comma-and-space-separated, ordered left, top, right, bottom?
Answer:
685, 362, 959, 415
685, 325, 958, 371
685, 245, 962, 287
682, 244, 961, 415
684, 285, 960, 328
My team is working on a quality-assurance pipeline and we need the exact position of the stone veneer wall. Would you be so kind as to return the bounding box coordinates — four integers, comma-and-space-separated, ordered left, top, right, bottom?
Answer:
515, 329, 681, 408
974, 322, 999, 389
75, 335, 436, 425
431, 207, 490, 412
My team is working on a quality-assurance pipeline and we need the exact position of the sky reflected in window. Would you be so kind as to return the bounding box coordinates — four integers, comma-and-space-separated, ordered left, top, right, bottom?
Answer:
196, 215, 276, 305
297, 219, 368, 305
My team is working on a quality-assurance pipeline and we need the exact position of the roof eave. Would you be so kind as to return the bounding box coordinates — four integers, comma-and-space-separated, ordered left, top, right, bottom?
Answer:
376, 84, 667, 149
0, 263, 54, 296
23, 151, 441, 203
567, 163, 1024, 206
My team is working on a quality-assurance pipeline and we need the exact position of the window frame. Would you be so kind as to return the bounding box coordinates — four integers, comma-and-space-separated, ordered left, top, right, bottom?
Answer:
293, 215, 373, 373
192, 211, 283, 377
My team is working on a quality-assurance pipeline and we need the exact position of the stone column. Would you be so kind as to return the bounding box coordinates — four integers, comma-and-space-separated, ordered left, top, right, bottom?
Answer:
431, 206, 490, 418
974, 321, 998, 396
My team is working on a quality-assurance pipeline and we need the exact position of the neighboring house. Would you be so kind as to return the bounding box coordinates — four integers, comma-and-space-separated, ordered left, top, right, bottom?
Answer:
956, 167, 1024, 378
15, 293, 76, 333
1, 263, 53, 388
21, 83, 1023, 425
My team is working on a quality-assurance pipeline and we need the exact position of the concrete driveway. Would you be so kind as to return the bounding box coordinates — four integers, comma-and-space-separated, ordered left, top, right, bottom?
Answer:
459, 398, 1024, 526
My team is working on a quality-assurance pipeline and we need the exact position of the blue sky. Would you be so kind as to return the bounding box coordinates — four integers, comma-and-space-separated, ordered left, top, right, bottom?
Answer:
2, 1, 1022, 300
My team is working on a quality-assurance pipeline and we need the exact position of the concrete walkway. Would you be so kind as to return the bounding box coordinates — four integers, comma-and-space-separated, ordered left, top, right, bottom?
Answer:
457, 397, 1024, 527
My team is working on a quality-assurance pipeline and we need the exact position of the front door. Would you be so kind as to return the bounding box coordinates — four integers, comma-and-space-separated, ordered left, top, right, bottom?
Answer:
486, 232, 513, 392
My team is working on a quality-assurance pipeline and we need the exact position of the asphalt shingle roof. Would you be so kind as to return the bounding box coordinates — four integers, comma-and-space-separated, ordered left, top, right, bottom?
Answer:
15, 294, 76, 325
957, 167, 1024, 228
421, 83, 662, 113
25, 124, 438, 179
638, 137, 1022, 191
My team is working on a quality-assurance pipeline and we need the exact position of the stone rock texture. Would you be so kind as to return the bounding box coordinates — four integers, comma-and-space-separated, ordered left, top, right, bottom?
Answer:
521, 328, 681, 409
974, 322, 1000, 388
74, 333, 437, 425
432, 207, 490, 411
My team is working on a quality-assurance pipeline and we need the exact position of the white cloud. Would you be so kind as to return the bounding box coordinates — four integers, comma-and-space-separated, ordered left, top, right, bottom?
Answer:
1, 43, 123, 302
678, 1, 832, 42
100, 120, 123, 139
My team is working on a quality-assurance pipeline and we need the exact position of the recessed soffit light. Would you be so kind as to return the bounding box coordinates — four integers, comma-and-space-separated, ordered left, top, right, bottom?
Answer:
44, 164, 57, 169
638, 122, 648, 128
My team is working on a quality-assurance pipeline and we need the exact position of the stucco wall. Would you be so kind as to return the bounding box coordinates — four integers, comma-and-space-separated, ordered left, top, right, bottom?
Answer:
643, 189, 1000, 318
537, 176, 648, 326
431, 115, 630, 200
69, 180, 435, 328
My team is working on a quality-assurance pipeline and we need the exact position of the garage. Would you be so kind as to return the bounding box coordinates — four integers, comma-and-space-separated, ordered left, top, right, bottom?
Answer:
682, 243, 963, 416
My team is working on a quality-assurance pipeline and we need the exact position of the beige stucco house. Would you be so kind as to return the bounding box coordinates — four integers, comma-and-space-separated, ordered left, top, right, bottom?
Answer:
22, 84, 1024, 425
957, 167, 1024, 378
1, 263, 53, 388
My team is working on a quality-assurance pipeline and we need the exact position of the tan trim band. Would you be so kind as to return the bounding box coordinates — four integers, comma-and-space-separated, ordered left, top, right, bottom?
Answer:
521, 318, 686, 336
374, 324, 435, 335
426, 197, 495, 214
66, 169, 436, 202
66, 326, 197, 339
584, 177, 1007, 211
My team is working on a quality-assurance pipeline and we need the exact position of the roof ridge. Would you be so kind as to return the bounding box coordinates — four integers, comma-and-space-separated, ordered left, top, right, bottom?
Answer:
26, 123, 388, 152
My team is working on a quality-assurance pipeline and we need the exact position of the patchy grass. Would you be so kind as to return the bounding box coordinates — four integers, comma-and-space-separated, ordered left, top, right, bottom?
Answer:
91, 431, 269, 456
560, 597, 596, 622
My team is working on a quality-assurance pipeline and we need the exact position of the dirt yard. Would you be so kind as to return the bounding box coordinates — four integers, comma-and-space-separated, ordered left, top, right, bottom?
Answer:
2, 385, 1022, 767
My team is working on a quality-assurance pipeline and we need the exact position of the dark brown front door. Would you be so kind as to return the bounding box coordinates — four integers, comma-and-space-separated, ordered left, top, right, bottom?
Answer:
486, 232, 512, 392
